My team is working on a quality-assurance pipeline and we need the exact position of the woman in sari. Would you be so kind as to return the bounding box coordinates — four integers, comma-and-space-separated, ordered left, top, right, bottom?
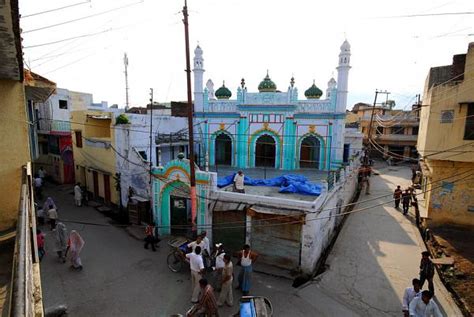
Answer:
43, 197, 57, 214
55, 222, 68, 263
68, 230, 85, 270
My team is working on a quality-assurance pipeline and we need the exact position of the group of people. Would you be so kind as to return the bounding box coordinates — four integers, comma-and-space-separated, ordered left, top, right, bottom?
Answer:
402, 251, 440, 317
35, 194, 86, 271
184, 232, 259, 317
393, 184, 421, 225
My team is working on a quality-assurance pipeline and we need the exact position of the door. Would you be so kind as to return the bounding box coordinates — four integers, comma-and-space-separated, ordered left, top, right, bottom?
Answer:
250, 210, 302, 270
213, 209, 246, 255
93, 171, 99, 198
104, 174, 111, 204
170, 196, 189, 236
255, 135, 276, 167
215, 134, 232, 165
299, 136, 320, 169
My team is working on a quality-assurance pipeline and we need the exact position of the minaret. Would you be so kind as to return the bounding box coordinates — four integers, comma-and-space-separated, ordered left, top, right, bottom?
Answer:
336, 40, 351, 112
193, 45, 205, 112
326, 77, 337, 99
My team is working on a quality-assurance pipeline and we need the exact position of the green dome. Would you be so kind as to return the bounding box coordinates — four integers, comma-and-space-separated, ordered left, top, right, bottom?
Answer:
305, 80, 323, 99
258, 72, 277, 92
215, 82, 232, 99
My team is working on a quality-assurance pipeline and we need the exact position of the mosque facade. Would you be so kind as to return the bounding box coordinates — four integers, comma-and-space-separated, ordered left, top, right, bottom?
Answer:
193, 40, 352, 171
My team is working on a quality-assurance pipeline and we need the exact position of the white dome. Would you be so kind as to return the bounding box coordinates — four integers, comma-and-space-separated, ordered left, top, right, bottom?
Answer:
340, 40, 351, 52
194, 45, 203, 56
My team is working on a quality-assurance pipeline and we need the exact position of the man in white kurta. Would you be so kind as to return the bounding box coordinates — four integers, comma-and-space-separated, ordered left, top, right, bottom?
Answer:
74, 183, 82, 207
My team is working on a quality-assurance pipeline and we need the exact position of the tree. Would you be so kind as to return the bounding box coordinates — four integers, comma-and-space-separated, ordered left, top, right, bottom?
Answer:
115, 114, 130, 125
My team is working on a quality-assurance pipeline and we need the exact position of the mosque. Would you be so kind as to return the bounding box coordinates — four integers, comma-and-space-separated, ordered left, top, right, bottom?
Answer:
193, 40, 352, 171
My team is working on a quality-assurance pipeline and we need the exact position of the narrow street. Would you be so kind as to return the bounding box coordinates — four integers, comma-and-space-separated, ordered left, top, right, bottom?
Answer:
38, 164, 463, 316
296, 164, 462, 316
38, 184, 311, 316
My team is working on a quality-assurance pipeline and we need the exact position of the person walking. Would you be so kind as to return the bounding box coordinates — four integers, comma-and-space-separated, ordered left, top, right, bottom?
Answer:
393, 185, 403, 209
237, 244, 258, 296
213, 244, 226, 290
233, 170, 245, 193
43, 197, 57, 214
55, 222, 68, 263
409, 290, 442, 317
144, 223, 157, 252
38, 167, 46, 181
74, 183, 83, 207
36, 229, 45, 261
186, 246, 205, 303
419, 251, 435, 295
69, 230, 85, 270
358, 165, 371, 195
402, 278, 422, 317
47, 204, 58, 231
34, 174, 43, 200
217, 254, 233, 307
402, 189, 412, 215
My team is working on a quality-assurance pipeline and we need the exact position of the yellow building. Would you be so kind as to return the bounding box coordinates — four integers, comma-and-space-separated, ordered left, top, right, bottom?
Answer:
71, 110, 120, 206
0, 1, 30, 232
417, 42, 474, 227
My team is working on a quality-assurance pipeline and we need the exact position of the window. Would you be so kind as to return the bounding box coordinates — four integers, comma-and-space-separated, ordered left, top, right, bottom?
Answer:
59, 99, 68, 109
376, 126, 384, 135
440, 110, 454, 123
392, 126, 405, 135
138, 151, 148, 161
39, 142, 48, 155
75, 131, 83, 148
412, 126, 419, 135
464, 104, 474, 140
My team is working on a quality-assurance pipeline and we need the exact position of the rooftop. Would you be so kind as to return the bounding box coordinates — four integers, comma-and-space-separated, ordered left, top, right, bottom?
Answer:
211, 166, 326, 202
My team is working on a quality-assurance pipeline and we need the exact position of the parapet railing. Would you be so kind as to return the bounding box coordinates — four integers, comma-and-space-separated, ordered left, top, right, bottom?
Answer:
10, 162, 43, 317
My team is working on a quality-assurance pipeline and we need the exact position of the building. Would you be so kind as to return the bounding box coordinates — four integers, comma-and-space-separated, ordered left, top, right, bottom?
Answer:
192, 41, 352, 170
34, 88, 104, 184
352, 102, 420, 160
151, 40, 363, 275
417, 42, 474, 227
71, 107, 120, 207
0, 0, 44, 313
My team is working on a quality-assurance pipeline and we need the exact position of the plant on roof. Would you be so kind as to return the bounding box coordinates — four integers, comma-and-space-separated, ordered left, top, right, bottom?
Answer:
115, 114, 130, 125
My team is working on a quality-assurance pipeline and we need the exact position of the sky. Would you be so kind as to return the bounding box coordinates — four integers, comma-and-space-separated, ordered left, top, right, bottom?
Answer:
20, 0, 474, 111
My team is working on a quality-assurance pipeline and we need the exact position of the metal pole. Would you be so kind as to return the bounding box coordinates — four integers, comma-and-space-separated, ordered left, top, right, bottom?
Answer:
183, 0, 198, 231
366, 90, 379, 163
149, 88, 153, 185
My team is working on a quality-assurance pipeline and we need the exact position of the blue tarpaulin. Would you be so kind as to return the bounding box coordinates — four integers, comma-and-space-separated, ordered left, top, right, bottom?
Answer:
217, 173, 322, 196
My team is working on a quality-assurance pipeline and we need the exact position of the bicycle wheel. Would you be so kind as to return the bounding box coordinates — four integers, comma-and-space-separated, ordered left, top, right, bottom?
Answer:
167, 250, 183, 272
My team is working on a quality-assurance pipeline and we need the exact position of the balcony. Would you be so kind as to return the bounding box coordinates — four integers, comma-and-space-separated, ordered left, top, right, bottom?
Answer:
372, 134, 418, 143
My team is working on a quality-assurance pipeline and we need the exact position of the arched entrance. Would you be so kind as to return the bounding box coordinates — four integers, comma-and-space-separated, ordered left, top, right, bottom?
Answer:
215, 133, 232, 165
255, 135, 276, 167
300, 136, 321, 169
169, 183, 191, 236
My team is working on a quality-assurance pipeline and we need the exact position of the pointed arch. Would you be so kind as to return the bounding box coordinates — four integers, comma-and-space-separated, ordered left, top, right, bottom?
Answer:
296, 133, 326, 170
248, 128, 282, 169
209, 130, 235, 166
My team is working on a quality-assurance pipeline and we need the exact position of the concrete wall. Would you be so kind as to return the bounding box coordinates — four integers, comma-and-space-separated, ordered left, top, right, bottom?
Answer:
422, 159, 474, 226
300, 157, 359, 274
0, 79, 30, 231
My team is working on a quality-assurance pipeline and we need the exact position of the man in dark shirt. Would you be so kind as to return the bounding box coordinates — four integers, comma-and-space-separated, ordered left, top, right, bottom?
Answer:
393, 185, 403, 209
402, 189, 411, 215
419, 251, 435, 295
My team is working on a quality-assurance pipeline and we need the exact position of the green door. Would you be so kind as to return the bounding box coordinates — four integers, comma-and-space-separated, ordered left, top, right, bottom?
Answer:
170, 196, 189, 236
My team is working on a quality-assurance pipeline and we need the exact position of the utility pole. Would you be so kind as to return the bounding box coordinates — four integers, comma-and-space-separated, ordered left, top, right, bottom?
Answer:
149, 88, 153, 185
182, 0, 197, 232
366, 89, 390, 163
124, 53, 130, 110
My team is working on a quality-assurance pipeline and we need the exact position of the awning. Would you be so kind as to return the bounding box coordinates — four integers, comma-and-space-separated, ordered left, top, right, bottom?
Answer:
25, 86, 56, 103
